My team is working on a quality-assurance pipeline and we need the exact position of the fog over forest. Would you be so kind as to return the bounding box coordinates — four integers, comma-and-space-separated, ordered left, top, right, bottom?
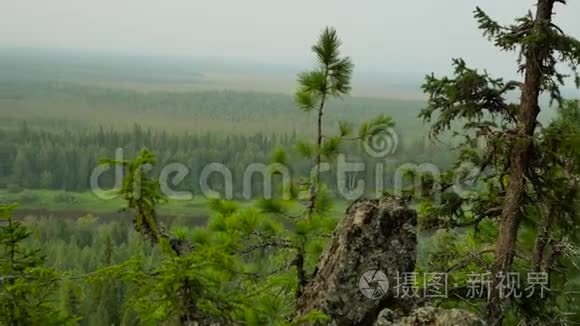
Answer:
0, 1, 579, 325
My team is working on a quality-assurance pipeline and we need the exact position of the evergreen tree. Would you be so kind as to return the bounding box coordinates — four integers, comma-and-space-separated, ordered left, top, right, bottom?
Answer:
257, 26, 397, 301
295, 27, 354, 217
0, 204, 72, 325
417, 0, 580, 323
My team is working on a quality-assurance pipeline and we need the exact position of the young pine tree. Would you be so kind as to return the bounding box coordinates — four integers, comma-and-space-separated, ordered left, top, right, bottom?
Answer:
295, 26, 354, 217
260, 26, 396, 300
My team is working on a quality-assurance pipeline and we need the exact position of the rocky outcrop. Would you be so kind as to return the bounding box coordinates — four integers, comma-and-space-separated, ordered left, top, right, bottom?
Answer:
374, 306, 485, 326
297, 195, 417, 325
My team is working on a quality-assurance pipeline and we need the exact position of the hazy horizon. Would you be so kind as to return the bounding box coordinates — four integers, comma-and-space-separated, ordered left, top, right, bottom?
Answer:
2, 0, 580, 79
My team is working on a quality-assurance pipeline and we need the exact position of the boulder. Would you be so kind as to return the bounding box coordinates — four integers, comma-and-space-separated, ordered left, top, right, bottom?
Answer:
297, 195, 417, 325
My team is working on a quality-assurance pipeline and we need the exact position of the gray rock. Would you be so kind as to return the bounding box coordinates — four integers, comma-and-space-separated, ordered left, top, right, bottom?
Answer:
375, 307, 485, 326
297, 195, 417, 325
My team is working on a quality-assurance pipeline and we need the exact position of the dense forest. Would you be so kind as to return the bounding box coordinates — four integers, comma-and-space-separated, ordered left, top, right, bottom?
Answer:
0, 120, 449, 195
1, 0, 580, 325
0, 84, 449, 199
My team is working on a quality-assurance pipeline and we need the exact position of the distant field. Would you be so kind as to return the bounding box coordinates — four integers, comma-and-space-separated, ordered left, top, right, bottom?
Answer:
0, 81, 427, 136
0, 48, 425, 99
0, 189, 349, 221
0, 48, 432, 220
0, 47, 562, 136
0, 47, 429, 136
1, 189, 213, 218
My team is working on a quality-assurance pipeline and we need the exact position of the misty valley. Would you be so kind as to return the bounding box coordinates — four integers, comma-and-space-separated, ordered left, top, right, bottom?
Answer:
1, 1, 580, 325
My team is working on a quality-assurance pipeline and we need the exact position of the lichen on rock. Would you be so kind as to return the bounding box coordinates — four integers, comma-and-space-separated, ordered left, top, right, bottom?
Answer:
297, 195, 417, 325
374, 306, 485, 326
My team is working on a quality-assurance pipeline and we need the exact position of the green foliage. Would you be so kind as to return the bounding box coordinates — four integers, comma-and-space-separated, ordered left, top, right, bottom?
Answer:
270, 146, 288, 166
0, 27, 454, 326
87, 150, 313, 324
311, 27, 355, 96
338, 121, 352, 137
0, 204, 72, 325
321, 136, 342, 159
358, 114, 395, 140
101, 148, 166, 243
5, 16, 578, 324
208, 198, 239, 217
295, 140, 315, 159
295, 27, 354, 112
296, 71, 325, 111
416, 2, 580, 323
256, 198, 289, 216
289, 309, 331, 325
89, 249, 242, 324
474, 4, 580, 106
0, 115, 438, 198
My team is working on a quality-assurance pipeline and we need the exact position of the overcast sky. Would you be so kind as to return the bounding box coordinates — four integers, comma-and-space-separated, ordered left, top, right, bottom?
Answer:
1, 0, 579, 77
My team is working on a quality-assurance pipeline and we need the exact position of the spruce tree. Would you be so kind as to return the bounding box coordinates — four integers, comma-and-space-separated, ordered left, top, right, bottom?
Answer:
418, 0, 580, 323
0, 204, 71, 325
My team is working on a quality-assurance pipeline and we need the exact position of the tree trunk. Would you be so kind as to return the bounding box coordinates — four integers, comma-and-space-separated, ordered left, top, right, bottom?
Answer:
295, 247, 307, 299
300, 72, 328, 297
531, 204, 553, 272
486, 0, 555, 323
306, 81, 327, 218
